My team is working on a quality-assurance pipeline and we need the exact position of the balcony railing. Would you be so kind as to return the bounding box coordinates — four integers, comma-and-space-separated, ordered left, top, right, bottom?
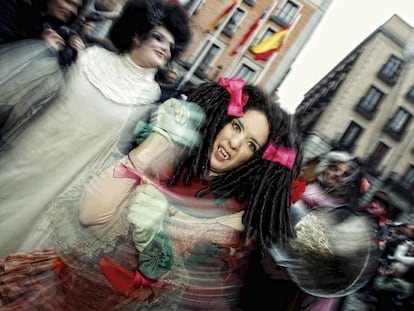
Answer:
377, 71, 397, 86
382, 124, 405, 142
386, 172, 414, 202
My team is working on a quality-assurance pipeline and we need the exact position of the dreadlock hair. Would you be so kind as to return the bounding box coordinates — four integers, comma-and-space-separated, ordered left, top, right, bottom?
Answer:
168, 81, 302, 249
109, 0, 191, 59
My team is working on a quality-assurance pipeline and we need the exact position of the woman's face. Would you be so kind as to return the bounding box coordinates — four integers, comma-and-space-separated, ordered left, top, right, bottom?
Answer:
323, 162, 351, 185
366, 200, 386, 216
131, 26, 175, 68
209, 109, 270, 176
46, 0, 83, 23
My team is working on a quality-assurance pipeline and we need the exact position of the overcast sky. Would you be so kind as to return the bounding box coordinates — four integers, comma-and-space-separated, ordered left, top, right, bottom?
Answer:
277, 0, 414, 113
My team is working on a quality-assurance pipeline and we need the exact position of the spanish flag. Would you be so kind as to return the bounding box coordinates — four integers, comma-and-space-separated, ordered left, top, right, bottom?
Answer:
230, 7, 270, 56
208, 0, 241, 32
250, 25, 290, 61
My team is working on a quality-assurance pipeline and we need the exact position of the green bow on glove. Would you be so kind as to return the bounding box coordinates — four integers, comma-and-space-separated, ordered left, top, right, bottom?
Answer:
138, 232, 174, 279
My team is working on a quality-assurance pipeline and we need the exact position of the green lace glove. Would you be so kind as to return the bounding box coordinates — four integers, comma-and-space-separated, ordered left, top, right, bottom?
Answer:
128, 184, 170, 252
153, 98, 205, 148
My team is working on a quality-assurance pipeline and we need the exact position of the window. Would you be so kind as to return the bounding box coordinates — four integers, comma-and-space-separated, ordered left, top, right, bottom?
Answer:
383, 107, 412, 140
235, 64, 256, 84
250, 28, 275, 50
254, 28, 275, 45
243, 0, 255, 6
182, 0, 203, 12
337, 121, 363, 151
197, 43, 220, 73
222, 8, 245, 37
378, 55, 403, 86
402, 165, 414, 190
271, 1, 298, 26
388, 108, 411, 132
367, 142, 390, 174
356, 86, 384, 119
183, 0, 203, 12
406, 86, 414, 103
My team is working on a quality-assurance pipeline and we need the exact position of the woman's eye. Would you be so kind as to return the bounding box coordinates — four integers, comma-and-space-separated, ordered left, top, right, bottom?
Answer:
232, 121, 241, 132
151, 32, 162, 42
328, 164, 338, 172
247, 142, 257, 152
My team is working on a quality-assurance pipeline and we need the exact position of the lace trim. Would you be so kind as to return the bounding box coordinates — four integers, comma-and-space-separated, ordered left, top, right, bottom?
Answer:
25, 146, 130, 257
81, 47, 161, 105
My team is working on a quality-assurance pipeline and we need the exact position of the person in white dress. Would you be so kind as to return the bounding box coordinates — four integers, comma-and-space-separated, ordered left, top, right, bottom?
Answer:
0, 0, 191, 257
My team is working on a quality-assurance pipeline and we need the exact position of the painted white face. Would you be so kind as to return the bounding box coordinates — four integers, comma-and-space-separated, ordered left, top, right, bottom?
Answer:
209, 109, 270, 176
131, 26, 175, 68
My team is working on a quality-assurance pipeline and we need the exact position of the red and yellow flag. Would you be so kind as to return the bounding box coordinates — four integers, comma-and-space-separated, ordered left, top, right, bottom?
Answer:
250, 25, 290, 61
230, 7, 270, 56
208, 0, 241, 32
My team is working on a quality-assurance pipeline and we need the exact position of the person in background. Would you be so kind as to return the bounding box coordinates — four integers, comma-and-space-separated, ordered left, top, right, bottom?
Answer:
243, 150, 368, 311
361, 191, 394, 247
295, 150, 367, 311
290, 155, 321, 204
0, 0, 88, 139
81, 0, 125, 50
0, 0, 87, 62
0, 0, 191, 257
158, 67, 184, 102
373, 223, 414, 310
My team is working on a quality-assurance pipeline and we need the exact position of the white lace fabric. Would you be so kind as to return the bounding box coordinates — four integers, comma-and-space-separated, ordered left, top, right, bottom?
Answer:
81, 46, 161, 105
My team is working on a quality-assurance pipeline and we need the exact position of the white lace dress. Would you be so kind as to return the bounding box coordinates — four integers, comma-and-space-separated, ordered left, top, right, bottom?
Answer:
0, 46, 160, 257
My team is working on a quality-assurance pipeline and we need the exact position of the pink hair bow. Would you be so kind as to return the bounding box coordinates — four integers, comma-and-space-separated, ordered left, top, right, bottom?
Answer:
219, 77, 249, 117
262, 141, 297, 169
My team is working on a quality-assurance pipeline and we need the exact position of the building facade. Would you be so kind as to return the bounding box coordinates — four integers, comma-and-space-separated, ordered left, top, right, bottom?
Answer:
176, 0, 334, 95
295, 15, 414, 217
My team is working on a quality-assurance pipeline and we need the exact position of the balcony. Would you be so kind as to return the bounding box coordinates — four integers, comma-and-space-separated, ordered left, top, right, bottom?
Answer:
365, 165, 383, 178
355, 103, 376, 120
243, 0, 255, 6
385, 173, 414, 202
377, 71, 397, 86
270, 15, 290, 28
406, 89, 414, 104
382, 124, 405, 141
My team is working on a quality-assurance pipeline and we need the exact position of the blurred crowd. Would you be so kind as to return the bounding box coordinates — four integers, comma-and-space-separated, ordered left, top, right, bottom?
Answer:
0, 1, 414, 311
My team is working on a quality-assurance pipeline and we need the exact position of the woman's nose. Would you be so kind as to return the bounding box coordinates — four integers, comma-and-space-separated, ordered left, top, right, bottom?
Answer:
160, 41, 172, 56
229, 136, 242, 150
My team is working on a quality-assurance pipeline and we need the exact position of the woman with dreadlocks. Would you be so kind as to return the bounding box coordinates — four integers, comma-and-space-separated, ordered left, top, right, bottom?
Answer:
0, 78, 301, 310
79, 77, 301, 310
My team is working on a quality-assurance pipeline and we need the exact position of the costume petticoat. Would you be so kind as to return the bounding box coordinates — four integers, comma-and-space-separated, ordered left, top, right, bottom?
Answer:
0, 163, 250, 310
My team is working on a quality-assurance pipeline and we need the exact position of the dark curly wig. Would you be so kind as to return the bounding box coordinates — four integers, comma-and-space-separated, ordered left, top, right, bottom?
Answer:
109, 0, 191, 59
169, 82, 303, 249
